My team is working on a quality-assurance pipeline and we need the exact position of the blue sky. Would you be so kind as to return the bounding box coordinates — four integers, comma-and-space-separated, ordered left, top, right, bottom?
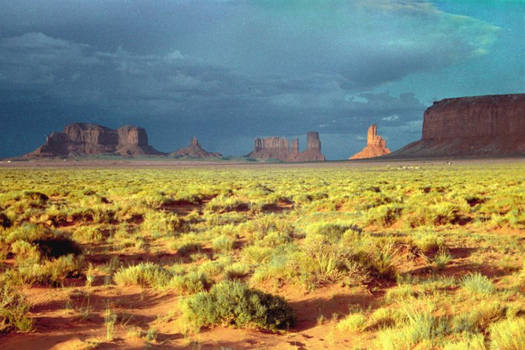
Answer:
0, 0, 523, 159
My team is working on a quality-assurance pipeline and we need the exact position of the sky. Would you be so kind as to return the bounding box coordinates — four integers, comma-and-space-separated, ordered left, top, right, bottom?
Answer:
1, 0, 524, 159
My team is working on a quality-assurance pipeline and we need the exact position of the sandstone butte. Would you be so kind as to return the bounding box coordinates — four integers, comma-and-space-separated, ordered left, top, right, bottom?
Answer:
24, 123, 164, 158
248, 131, 325, 162
390, 94, 525, 158
170, 137, 222, 158
350, 124, 391, 160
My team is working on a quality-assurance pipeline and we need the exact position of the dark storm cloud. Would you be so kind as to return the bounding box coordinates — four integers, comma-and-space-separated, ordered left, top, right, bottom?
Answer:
0, 0, 504, 159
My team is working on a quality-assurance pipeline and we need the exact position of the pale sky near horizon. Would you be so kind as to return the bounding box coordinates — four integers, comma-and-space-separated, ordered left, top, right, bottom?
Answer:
1, 0, 524, 159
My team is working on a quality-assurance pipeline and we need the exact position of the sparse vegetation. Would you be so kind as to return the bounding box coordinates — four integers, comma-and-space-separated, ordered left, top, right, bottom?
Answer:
0, 162, 523, 348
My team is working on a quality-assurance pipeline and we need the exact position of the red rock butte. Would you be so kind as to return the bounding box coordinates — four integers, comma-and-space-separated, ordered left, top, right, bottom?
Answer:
170, 137, 222, 158
24, 123, 164, 158
391, 94, 525, 157
350, 124, 391, 160
248, 131, 325, 162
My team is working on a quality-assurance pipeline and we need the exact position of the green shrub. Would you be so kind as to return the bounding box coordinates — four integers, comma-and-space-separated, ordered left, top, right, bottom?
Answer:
17, 254, 85, 286
304, 222, 361, 242
113, 263, 172, 288
452, 301, 506, 333
442, 333, 487, 350
336, 313, 367, 332
180, 280, 295, 331
462, 273, 495, 296
0, 278, 33, 333
212, 235, 235, 253
489, 318, 525, 350
168, 271, 210, 295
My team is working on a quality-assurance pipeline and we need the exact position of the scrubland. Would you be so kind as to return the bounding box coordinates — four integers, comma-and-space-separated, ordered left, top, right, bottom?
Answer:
0, 161, 524, 349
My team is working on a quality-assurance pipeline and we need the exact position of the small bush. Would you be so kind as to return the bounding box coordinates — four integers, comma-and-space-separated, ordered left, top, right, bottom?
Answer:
180, 280, 295, 332
442, 333, 487, 350
462, 273, 495, 296
212, 235, 235, 253
336, 313, 367, 332
113, 263, 172, 288
0, 279, 33, 333
168, 271, 210, 295
489, 318, 525, 350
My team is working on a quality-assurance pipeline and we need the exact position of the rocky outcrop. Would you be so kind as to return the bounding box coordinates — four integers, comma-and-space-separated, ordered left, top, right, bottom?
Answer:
170, 137, 222, 158
248, 131, 325, 162
25, 123, 164, 158
391, 94, 525, 158
350, 124, 391, 159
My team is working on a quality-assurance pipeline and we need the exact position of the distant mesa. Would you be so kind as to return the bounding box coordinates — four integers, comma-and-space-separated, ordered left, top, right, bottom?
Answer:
248, 131, 325, 162
350, 124, 391, 160
25, 123, 164, 158
170, 137, 222, 159
390, 94, 525, 158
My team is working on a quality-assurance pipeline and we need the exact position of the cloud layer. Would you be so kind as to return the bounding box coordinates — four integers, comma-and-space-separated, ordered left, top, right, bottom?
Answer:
0, 0, 509, 159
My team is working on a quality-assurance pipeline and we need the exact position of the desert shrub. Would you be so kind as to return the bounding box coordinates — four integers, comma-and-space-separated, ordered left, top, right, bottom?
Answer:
113, 263, 172, 288
224, 262, 250, 280
17, 254, 85, 286
206, 196, 249, 213
442, 333, 487, 350
142, 211, 186, 236
366, 204, 403, 227
462, 273, 495, 296
413, 231, 444, 253
197, 260, 226, 279
489, 317, 525, 350
72, 225, 113, 243
366, 307, 398, 330
242, 245, 274, 265
212, 235, 235, 253
304, 222, 361, 242
0, 278, 33, 333
336, 312, 367, 332
168, 271, 210, 295
452, 301, 506, 333
23, 191, 49, 204
385, 284, 419, 302
180, 280, 295, 331
375, 311, 448, 350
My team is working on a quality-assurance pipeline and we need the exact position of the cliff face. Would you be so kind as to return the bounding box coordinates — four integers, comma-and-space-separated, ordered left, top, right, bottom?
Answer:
350, 124, 391, 160
391, 94, 525, 158
248, 131, 325, 162
26, 123, 164, 158
171, 137, 222, 158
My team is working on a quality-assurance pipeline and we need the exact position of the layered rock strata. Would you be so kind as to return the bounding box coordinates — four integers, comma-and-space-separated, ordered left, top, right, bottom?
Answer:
350, 124, 391, 159
391, 94, 525, 157
171, 137, 222, 158
25, 123, 164, 158
248, 131, 325, 162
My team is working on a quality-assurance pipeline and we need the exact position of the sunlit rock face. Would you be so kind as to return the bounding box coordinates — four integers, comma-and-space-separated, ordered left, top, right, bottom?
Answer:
249, 131, 325, 162
391, 94, 525, 158
350, 124, 391, 160
25, 123, 164, 158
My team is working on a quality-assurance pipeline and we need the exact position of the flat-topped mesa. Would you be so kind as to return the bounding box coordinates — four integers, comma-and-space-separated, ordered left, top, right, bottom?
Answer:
350, 124, 391, 159
170, 136, 222, 158
248, 131, 325, 162
25, 123, 164, 158
391, 94, 525, 157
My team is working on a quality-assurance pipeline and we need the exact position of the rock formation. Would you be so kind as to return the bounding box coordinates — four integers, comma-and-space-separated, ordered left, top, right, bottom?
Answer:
25, 123, 164, 158
390, 94, 525, 158
248, 131, 325, 162
350, 124, 391, 159
170, 137, 222, 158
